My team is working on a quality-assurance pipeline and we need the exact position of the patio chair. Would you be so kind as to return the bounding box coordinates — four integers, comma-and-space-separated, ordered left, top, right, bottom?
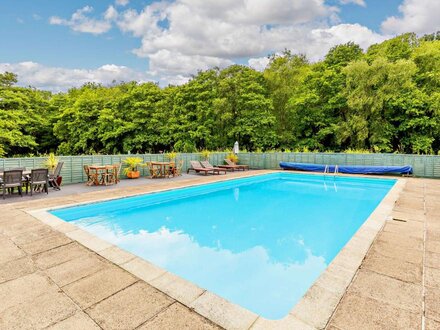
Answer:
84, 165, 94, 185
200, 161, 227, 174
174, 160, 184, 176
1, 170, 24, 199
99, 165, 116, 185
27, 168, 49, 196
147, 162, 162, 178
48, 161, 63, 190
114, 163, 122, 183
187, 161, 224, 175
224, 159, 249, 171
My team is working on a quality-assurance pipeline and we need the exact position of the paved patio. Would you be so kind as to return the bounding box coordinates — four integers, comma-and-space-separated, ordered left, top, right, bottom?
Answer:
0, 172, 439, 329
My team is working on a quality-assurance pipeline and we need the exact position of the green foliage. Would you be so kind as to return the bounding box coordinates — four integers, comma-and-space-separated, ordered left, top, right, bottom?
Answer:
166, 151, 177, 161
344, 148, 371, 154
226, 153, 238, 163
201, 150, 211, 160
123, 157, 143, 174
1, 33, 440, 156
42, 153, 59, 173
0, 72, 18, 87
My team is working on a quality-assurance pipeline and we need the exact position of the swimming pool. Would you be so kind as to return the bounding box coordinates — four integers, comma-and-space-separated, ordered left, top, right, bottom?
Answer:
51, 173, 396, 320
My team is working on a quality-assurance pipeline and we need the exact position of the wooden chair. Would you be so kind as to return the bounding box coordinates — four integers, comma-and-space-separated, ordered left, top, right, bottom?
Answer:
174, 160, 184, 176
147, 162, 161, 178
100, 165, 116, 185
114, 163, 122, 183
1, 170, 24, 199
48, 161, 63, 190
83, 165, 94, 185
27, 168, 49, 196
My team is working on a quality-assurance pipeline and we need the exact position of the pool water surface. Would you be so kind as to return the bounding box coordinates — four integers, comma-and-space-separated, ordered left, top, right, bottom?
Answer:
51, 173, 395, 319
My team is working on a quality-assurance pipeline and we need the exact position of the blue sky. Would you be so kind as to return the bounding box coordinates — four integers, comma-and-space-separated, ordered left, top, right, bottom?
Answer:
0, 0, 438, 90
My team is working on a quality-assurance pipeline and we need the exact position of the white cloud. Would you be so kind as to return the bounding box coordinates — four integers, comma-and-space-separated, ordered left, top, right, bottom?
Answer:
49, 6, 113, 35
0, 62, 150, 92
104, 5, 118, 21
115, 0, 130, 6
305, 24, 387, 60
111, 0, 386, 80
381, 0, 440, 35
120, 0, 338, 59
149, 50, 233, 75
339, 0, 366, 7
43, 0, 392, 87
248, 57, 270, 71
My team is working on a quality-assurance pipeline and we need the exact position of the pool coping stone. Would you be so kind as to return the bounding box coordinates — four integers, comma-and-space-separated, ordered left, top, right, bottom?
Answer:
27, 170, 405, 330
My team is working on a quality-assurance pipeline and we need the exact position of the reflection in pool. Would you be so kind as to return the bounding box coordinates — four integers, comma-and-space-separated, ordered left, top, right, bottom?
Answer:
52, 173, 395, 319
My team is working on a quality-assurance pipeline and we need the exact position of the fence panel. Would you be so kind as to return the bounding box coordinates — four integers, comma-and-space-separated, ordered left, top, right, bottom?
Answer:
2, 152, 440, 184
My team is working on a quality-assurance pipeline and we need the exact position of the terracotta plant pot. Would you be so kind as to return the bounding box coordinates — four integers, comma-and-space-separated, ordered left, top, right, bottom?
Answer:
127, 171, 140, 179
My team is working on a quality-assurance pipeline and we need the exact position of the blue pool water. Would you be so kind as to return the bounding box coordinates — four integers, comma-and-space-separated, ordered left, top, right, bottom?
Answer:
52, 173, 395, 319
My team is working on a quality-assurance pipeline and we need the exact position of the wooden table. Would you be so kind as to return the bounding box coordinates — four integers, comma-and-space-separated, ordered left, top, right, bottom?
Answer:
0, 170, 31, 177
87, 165, 117, 186
149, 161, 175, 178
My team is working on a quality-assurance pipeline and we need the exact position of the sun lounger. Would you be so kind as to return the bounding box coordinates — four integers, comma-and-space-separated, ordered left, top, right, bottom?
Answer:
200, 161, 228, 174
224, 159, 249, 171
187, 161, 225, 175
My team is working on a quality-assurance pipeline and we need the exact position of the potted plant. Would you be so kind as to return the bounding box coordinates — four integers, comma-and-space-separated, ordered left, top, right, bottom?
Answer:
201, 150, 211, 160
226, 152, 239, 164
166, 151, 177, 162
43, 153, 59, 174
123, 157, 143, 179
43, 152, 63, 186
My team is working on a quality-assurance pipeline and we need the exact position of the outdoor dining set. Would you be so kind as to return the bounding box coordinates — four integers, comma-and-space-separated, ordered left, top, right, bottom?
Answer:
82, 160, 185, 186
0, 162, 64, 199
82, 158, 249, 186
83, 164, 122, 186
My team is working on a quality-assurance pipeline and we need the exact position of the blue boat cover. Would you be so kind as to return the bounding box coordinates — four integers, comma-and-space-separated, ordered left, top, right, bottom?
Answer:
279, 162, 413, 175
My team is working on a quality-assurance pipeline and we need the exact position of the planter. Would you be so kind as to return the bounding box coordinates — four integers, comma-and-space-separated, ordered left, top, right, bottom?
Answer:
127, 171, 140, 179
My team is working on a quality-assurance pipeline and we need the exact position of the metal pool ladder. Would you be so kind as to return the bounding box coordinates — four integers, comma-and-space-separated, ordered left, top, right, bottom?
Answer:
323, 165, 339, 192
324, 165, 339, 177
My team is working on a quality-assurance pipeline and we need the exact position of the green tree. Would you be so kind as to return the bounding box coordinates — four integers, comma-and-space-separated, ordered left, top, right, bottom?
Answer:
264, 51, 310, 148
0, 72, 18, 87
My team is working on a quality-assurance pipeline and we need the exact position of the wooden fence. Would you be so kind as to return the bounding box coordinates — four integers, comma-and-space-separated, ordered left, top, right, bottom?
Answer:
1, 152, 440, 184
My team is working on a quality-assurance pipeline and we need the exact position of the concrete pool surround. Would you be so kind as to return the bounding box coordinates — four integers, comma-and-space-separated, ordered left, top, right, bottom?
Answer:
27, 170, 404, 329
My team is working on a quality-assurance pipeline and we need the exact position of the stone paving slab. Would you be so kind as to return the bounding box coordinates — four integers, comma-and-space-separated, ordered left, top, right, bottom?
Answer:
62, 266, 138, 309
0, 272, 58, 313
32, 242, 92, 269
0, 290, 79, 329
326, 179, 440, 330
0, 172, 439, 329
86, 281, 174, 329
426, 318, 440, 330
0, 256, 37, 284
46, 311, 101, 330
348, 269, 422, 312
362, 250, 423, 284
425, 286, 440, 322
139, 302, 221, 330
46, 253, 110, 287
327, 292, 422, 330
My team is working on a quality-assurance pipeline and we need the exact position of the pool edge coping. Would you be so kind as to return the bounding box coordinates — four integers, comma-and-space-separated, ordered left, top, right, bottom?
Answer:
25, 171, 405, 330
